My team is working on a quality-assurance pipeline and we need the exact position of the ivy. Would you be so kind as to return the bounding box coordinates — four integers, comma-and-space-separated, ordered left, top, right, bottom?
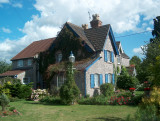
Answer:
38, 25, 93, 87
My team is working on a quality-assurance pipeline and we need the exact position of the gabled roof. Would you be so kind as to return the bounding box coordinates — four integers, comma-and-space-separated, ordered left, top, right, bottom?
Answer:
121, 53, 130, 59
0, 70, 25, 76
66, 22, 95, 51
84, 25, 110, 51
11, 37, 56, 61
67, 22, 119, 55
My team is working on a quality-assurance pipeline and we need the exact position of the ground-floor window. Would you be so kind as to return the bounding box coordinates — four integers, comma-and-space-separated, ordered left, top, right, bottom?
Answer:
23, 77, 30, 84
57, 73, 65, 88
108, 74, 112, 83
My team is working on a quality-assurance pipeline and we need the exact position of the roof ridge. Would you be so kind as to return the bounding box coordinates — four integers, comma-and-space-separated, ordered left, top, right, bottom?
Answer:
67, 22, 84, 30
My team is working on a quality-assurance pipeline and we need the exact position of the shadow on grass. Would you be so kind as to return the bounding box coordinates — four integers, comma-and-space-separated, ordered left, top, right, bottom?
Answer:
23, 101, 68, 106
91, 116, 125, 121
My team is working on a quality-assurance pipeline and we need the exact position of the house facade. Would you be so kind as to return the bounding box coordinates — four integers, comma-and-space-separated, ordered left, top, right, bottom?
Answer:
0, 14, 130, 96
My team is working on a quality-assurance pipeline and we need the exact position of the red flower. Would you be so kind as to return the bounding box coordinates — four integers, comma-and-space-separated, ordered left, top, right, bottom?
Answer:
129, 88, 135, 91
144, 87, 150, 91
144, 81, 148, 83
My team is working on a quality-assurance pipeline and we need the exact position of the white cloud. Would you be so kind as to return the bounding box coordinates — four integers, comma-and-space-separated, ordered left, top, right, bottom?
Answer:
133, 47, 143, 54
2, 27, 11, 33
12, 3, 22, 8
0, 0, 9, 3
1, 0, 160, 62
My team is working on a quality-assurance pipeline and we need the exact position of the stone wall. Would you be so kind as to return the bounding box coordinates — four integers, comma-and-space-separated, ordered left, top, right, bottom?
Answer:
85, 35, 117, 96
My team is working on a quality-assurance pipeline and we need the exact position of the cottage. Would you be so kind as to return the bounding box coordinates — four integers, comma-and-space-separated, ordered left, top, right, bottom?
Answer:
0, 14, 130, 96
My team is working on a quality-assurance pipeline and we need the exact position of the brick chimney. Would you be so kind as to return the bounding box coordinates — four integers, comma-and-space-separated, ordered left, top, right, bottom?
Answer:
90, 14, 102, 28
82, 24, 88, 29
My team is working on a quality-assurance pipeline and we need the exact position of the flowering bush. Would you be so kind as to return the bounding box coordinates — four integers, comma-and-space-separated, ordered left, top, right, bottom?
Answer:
31, 89, 49, 101
129, 88, 135, 92
144, 87, 150, 91
110, 96, 130, 105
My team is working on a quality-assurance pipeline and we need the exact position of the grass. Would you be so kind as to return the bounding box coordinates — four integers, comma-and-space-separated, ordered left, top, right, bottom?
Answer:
0, 100, 137, 121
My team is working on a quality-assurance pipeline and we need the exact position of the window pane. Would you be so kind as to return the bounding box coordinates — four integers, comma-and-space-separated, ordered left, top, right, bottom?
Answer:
56, 53, 62, 62
28, 59, 32, 66
94, 74, 99, 87
107, 51, 111, 62
58, 74, 64, 87
18, 60, 23, 67
23, 78, 30, 84
108, 74, 112, 83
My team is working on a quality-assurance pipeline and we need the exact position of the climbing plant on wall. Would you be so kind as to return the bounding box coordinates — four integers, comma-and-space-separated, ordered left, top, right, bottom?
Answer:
38, 25, 93, 87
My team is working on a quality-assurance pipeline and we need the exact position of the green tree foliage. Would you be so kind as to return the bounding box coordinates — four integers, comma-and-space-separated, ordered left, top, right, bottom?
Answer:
60, 62, 80, 105
152, 16, 160, 39
0, 60, 11, 74
149, 49, 160, 86
130, 56, 141, 66
138, 16, 160, 83
0, 93, 10, 111
117, 66, 139, 90
100, 83, 114, 97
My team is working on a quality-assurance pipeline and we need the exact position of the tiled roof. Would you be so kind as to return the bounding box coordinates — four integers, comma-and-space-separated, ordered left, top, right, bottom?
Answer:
66, 22, 95, 51
121, 53, 130, 59
0, 70, 25, 76
84, 25, 110, 51
11, 37, 56, 60
74, 58, 97, 71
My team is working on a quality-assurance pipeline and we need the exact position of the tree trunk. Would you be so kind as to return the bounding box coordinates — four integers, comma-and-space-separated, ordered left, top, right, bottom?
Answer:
2, 105, 6, 111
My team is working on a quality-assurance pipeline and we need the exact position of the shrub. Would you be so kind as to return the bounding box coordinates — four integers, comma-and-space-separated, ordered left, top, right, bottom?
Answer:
39, 96, 62, 105
9, 107, 16, 111
60, 62, 80, 105
110, 96, 130, 105
18, 84, 32, 99
78, 95, 108, 105
100, 83, 114, 97
126, 105, 160, 121
117, 75, 139, 90
0, 93, 10, 111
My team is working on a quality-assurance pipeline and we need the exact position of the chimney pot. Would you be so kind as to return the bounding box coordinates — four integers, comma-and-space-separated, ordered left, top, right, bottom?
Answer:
82, 24, 88, 29
90, 14, 102, 28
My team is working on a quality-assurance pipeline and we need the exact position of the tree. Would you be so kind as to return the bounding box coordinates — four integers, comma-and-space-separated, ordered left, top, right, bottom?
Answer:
130, 56, 141, 66
139, 16, 160, 83
60, 62, 80, 105
0, 93, 10, 111
0, 60, 11, 74
152, 16, 160, 39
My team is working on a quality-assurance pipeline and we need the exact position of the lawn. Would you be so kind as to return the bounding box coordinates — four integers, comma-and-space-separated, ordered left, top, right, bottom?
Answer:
0, 100, 137, 121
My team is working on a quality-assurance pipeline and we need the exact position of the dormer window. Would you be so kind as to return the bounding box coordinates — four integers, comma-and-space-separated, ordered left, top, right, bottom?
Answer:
107, 51, 111, 62
17, 60, 23, 67
56, 52, 62, 63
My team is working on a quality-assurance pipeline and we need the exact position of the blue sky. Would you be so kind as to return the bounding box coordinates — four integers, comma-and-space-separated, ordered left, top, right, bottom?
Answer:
0, 0, 159, 62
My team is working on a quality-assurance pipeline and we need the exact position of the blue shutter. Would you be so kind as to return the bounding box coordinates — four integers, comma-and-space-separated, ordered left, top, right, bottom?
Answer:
90, 74, 94, 88
112, 74, 115, 85
99, 74, 103, 85
105, 74, 108, 83
111, 51, 114, 63
104, 50, 107, 62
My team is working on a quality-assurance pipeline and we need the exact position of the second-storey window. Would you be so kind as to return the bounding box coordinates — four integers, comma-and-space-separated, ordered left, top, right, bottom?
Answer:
104, 50, 114, 63
107, 51, 111, 62
28, 59, 32, 66
17, 60, 23, 67
56, 53, 62, 63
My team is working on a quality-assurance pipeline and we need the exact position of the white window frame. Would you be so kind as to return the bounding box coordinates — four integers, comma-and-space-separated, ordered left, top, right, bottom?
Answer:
108, 74, 112, 83
57, 73, 65, 88
17, 60, 23, 67
23, 77, 30, 84
94, 74, 100, 87
28, 59, 32, 66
